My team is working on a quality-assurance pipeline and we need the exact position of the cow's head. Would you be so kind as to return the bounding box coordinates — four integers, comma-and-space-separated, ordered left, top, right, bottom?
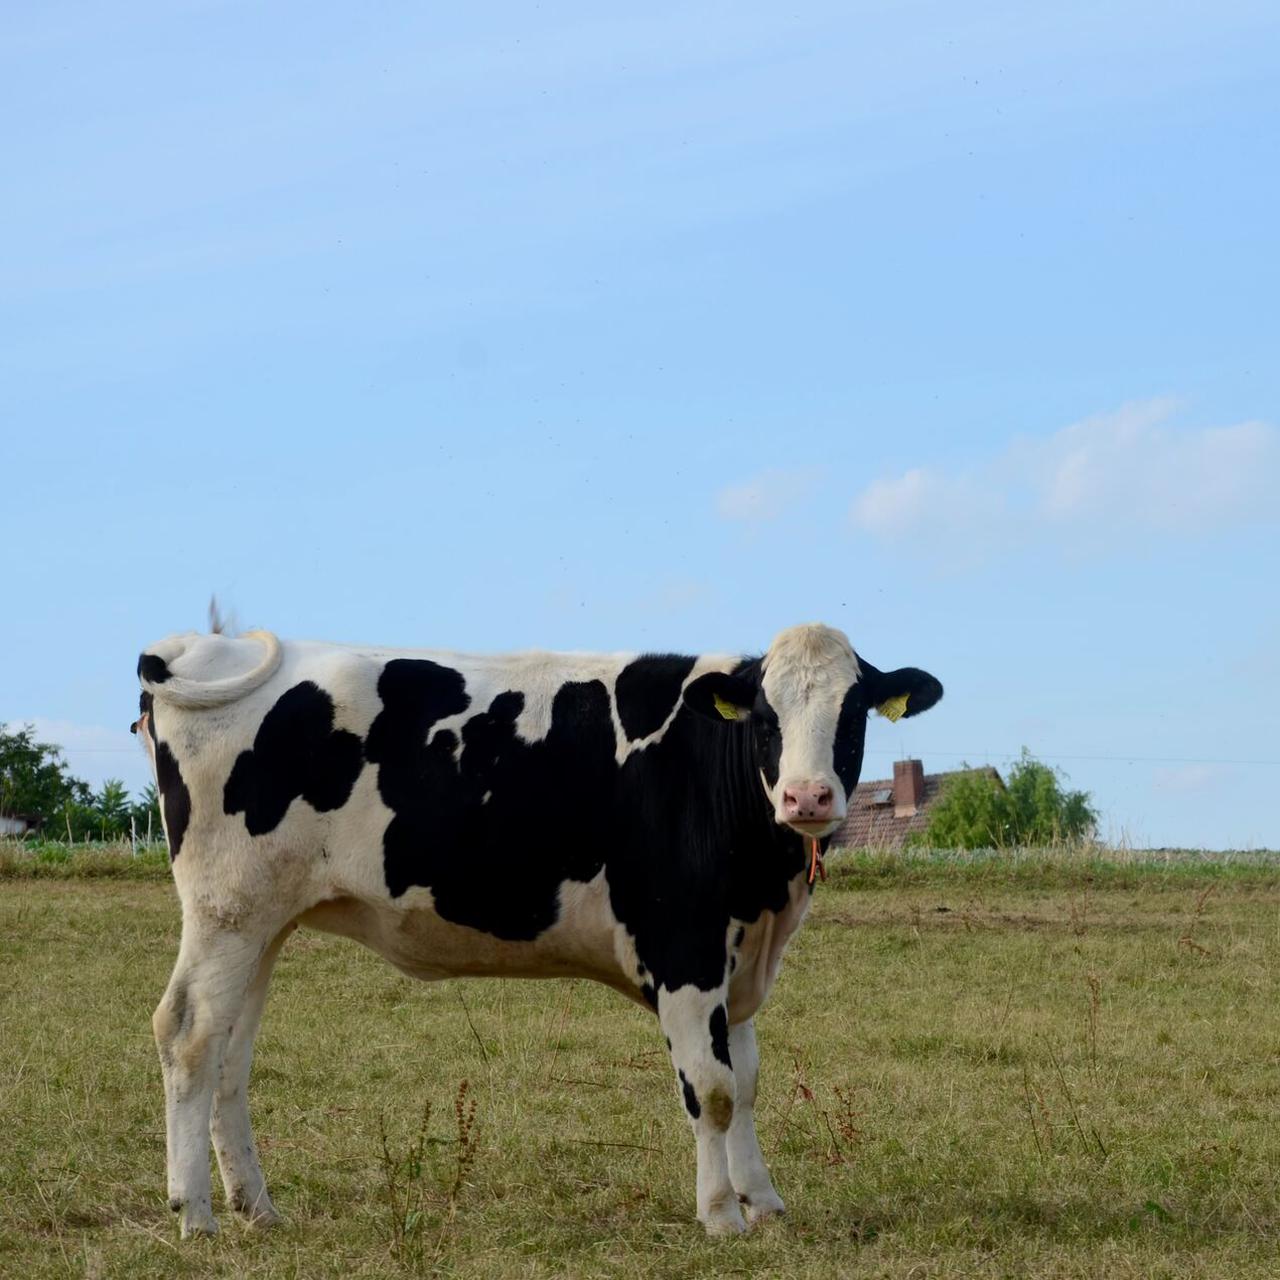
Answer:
683, 623, 942, 838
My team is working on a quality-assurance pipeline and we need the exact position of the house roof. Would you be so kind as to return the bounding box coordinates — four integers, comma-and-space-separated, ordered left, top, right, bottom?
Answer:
832, 765, 1003, 850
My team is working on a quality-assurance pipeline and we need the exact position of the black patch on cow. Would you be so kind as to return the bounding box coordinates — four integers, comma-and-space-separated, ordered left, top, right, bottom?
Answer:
154, 739, 191, 861
832, 682, 869, 795
367, 659, 619, 939
752, 698, 782, 790
224, 682, 364, 836
615, 655, 696, 741
366, 659, 471, 774
733, 926, 745, 949
728, 658, 782, 790
640, 982, 657, 1009
132, 689, 155, 735
138, 652, 171, 684
353, 639, 914, 999
709, 1005, 731, 1067
679, 1070, 701, 1120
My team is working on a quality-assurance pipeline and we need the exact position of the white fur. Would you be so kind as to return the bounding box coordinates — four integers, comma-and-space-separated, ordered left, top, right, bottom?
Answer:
726, 1019, 786, 1222
657, 981, 743, 1234
760, 623, 860, 826
141, 630, 282, 709
728, 869, 813, 1024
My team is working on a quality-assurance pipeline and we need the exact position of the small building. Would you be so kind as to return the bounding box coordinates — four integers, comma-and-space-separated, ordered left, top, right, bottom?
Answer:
0, 813, 41, 838
832, 759, 1003, 850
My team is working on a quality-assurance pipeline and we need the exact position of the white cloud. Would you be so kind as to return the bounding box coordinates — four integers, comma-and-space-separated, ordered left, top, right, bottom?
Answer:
851, 467, 995, 539
850, 399, 1279, 556
715, 468, 819, 524
1151, 763, 1227, 793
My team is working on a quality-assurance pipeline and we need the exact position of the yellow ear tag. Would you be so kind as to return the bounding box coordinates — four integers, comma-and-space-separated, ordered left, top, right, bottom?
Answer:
713, 693, 746, 722
877, 693, 909, 722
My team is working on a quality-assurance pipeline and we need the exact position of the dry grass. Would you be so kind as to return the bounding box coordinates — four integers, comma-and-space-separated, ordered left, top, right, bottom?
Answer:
2, 848, 1279, 1277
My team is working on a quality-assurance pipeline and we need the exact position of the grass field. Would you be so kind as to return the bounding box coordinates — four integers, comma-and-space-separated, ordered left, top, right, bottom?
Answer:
3, 844, 1280, 1278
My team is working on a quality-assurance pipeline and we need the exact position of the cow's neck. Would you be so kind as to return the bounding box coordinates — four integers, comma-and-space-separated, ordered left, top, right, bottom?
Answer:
714, 714, 809, 921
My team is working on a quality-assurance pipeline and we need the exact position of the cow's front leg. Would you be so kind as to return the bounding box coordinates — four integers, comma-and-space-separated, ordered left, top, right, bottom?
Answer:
658, 982, 744, 1236
725, 1018, 785, 1223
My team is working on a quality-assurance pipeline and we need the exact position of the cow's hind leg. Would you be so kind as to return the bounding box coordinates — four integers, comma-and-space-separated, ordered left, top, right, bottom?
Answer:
211, 923, 294, 1227
658, 983, 744, 1236
725, 1018, 785, 1223
154, 916, 277, 1238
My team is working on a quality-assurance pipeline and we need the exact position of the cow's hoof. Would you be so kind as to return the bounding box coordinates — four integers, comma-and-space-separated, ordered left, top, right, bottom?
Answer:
229, 1187, 281, 1228
743, 1189, 786, 1226
178, 1204, 219, 1239
240, 1203, 282, 1229
701, 1204, 748, 1236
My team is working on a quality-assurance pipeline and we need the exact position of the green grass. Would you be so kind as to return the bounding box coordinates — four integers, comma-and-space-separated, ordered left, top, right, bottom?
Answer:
3, 849, 1280, 1277
828, 842, 1280, 891
0, 838, 171, 880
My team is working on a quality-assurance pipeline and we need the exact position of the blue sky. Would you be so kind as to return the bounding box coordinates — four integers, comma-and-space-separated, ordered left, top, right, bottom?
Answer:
4, 1, 1277, 848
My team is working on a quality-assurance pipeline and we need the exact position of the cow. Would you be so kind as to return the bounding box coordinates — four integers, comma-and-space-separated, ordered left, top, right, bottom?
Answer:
134, 622, 942, 1239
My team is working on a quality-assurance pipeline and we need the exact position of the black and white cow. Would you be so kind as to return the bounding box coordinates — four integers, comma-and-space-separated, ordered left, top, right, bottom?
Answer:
135, 622, 941, 1238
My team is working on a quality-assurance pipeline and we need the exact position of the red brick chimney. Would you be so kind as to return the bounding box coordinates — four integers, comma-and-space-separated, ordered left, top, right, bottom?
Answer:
893, 759, 925, 817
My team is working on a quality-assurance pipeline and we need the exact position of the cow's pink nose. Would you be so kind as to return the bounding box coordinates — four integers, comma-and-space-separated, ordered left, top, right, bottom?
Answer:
782, 784, 834, 822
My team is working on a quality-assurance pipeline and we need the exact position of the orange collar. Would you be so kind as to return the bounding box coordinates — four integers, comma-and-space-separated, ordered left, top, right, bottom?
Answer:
808, 837, 827, 886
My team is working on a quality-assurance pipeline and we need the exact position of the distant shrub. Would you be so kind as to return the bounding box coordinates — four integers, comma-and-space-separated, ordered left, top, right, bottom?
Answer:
916, 749, 1097, 849
0, 839, 170, 880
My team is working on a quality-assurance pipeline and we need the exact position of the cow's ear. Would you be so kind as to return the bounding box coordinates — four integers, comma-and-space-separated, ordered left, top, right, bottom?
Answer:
862, 665, 943, 721
683, 671, 756, 724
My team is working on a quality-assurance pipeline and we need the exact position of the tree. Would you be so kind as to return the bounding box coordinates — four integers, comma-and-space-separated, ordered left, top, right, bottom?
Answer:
918, 749, 1098, 848
58, 799, 108, 842
1, 723, 160, 841
93, 778, 133, 839
0, 724, 90, 826
131, 783, 162, 842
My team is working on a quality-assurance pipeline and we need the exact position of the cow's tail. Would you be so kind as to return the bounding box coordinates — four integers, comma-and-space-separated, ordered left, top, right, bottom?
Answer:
139, 629, 283, 709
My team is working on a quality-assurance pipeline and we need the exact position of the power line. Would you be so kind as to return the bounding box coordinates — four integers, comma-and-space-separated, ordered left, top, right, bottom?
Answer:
865, 749, 1280, 767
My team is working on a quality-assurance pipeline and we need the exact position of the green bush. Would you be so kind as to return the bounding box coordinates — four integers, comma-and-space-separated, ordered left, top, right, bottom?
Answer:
916, 748, 1097, 848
